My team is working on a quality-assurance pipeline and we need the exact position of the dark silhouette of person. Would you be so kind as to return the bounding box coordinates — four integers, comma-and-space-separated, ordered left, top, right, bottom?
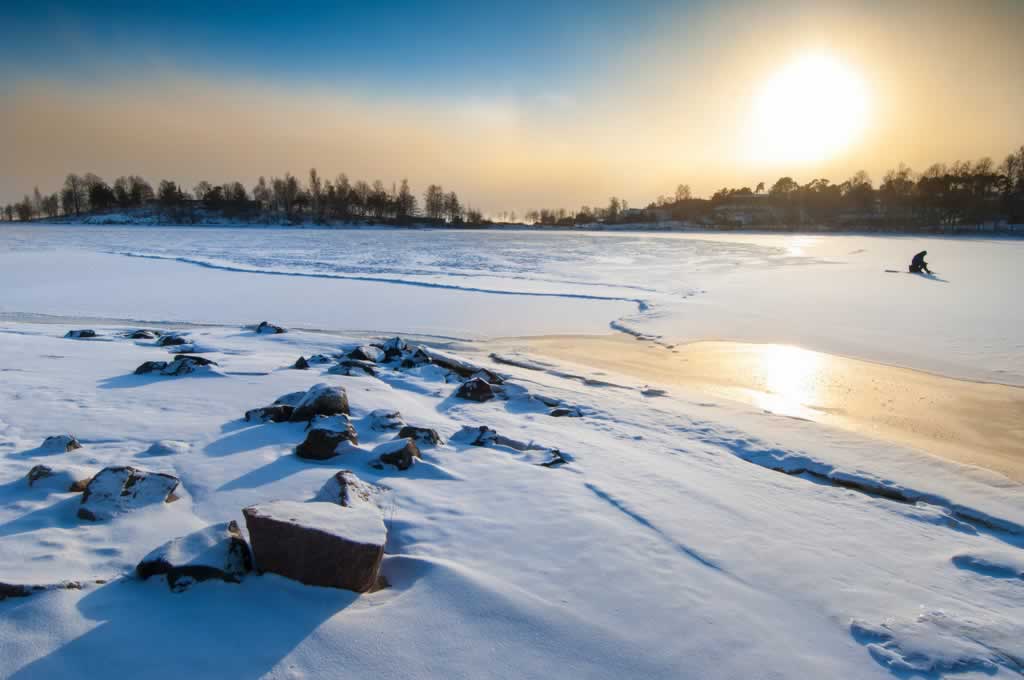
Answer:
909, 250, 931, 274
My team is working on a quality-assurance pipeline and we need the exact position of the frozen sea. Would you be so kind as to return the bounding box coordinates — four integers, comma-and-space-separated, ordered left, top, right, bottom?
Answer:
2, 224, 1022, 383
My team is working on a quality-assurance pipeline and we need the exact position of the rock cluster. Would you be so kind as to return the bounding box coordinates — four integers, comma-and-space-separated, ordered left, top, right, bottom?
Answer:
244, 384, 349, 424
134, 354, 219, 376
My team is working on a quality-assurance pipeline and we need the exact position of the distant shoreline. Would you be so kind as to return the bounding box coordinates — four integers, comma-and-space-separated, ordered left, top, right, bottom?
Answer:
8, 217, 1024, 237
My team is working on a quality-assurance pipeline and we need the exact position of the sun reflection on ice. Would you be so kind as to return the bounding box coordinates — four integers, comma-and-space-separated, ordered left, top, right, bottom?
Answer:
753, 344, 823, 419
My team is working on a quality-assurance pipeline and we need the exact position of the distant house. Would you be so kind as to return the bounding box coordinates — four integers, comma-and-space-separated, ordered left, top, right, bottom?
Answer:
711, 194, 777, 225
619, 208, 647, 222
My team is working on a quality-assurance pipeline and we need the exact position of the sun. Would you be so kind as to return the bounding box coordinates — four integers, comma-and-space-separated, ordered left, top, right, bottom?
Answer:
746, 53, 869, 165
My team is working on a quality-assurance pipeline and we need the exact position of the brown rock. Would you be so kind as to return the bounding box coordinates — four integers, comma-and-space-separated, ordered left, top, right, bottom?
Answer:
295, 415, 358, 460
376, 438, 420, 470
243, 500, 385, 593
455, 378, 495, 402
289, 383, 350, 422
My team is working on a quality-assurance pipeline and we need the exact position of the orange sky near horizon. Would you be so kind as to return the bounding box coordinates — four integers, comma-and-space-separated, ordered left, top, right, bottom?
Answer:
2, 1, 1022, 215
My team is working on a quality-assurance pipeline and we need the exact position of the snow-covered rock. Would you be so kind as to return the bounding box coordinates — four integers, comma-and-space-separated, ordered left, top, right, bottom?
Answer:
243, 500, 386, 592
77, 466, 181, 521
374, 438, 420, 471
157, 334, 188, 347
136, 521, 253, 592
134, 354, 219, 376
549, 406, 583, 417
255, 321, 287, 335
40, 434, 82, 452
125, 329, 158, 339
396, 425, 444, 447
349, 345, 385, 362
244, 405, 294, 423
380, 336, 409, 359
64, 329, 97, 339
455, 377, 496, 402
137, 440, 191, 457
296, 415, 358, 460
289, 383, 350, 421
368, 409, 405, 431
26, 464, 93, 492
313, 470, 380, 508
292, 356, 311, 370
327, 359, 377, 377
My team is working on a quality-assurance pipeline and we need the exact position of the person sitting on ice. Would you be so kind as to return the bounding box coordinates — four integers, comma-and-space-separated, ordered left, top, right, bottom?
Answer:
909, 250, 931, 274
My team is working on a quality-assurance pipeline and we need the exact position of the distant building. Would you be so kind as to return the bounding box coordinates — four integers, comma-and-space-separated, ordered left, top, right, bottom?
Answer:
711, 194, 777, 225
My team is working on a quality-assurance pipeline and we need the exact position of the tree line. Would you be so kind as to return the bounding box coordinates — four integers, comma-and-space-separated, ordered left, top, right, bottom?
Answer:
521, 145, 1024, 228
5, 144, 1023, 229
2, 170, 483, 225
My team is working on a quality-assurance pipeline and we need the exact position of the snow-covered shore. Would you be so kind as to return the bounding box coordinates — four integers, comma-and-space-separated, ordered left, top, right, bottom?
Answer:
1, 323, 1021, 679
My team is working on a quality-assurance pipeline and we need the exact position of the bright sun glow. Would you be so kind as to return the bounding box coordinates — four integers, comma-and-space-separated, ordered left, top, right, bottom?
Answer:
747, 54, 869, 165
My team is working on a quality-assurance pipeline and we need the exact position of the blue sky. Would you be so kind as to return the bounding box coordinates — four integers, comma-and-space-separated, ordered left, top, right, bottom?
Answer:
0, 0, 686, 95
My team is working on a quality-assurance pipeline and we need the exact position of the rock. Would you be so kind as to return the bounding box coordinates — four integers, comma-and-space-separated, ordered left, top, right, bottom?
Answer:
243, 500, 385, 592
549, 407, 582, 418
349, 345, 385, 363
273, 390, 308, 407
380, 336, 409, 359
416, 347, 503, 384
400, 346, 432, 368
327, 359, 377, 377
396, 426, 444, 447
292, 356, 311, 370
539, 449, 570, 468
455, 378, 495, 402
138, 440, 190, 457
314, 470, 379, 508
137, 521, 253, 592
0, 581, 82, 602
26, 464, 93, 492
289, 383, 350, 421
256, 321, 287, 335
453, 425, 541, 452
126, 329, 158, 340
470, 368, 504, 385
134, 355, 219, 376
157, 334, 188, 347
40, 434, 82, 452
77, 466, 180, 521
134, 360, 169, 375
64, 329, 97, 339
244, 405, 294, 423
368, 409, 405, 431
295, 415, 358, 460
375, 438, 420, 471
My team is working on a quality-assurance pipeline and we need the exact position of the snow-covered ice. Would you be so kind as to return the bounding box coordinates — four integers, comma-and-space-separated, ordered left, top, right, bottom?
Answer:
0, 225, 1021, 679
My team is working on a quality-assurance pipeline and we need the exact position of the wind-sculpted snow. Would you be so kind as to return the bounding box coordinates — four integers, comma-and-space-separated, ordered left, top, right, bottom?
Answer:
0, 322, 1022, 679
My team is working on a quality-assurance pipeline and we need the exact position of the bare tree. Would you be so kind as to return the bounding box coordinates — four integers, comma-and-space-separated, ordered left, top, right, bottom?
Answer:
423, 184, 444, 220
